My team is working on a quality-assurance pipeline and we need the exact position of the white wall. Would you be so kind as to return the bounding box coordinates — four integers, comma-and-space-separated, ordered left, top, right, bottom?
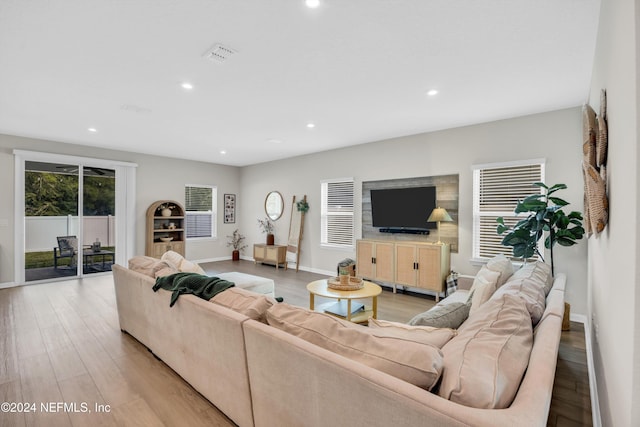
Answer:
0, 133, 241, 284
587, 0, 639, 425
240, 107, 589, 314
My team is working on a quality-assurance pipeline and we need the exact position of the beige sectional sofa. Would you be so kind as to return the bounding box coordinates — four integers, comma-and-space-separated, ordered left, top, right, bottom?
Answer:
113, 256, 565, 427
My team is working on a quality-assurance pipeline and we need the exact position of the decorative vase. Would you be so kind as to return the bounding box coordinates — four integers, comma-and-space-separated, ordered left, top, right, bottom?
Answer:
266, 233, 275, 245
161, 208, 172, 217
232, 250, 240, 261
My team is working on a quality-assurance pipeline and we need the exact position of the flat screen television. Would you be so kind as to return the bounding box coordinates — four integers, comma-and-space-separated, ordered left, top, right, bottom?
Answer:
370, 186, 437, 231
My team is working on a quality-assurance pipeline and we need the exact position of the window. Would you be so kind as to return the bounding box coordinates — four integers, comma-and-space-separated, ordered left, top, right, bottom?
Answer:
185, 185, 217, 239
472, 160, 545, 261
321, 178, 354, 248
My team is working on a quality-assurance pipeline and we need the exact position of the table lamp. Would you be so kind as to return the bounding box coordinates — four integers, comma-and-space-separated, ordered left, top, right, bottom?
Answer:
427, 207, 453, 244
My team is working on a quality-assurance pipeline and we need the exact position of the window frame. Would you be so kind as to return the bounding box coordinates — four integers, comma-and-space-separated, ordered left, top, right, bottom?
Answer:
320, 177, 355, 250
472, 159, 545, 263
184, 184, 217, 240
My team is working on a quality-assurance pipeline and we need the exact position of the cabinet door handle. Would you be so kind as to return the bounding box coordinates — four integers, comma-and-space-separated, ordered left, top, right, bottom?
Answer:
372, 257, 376, 264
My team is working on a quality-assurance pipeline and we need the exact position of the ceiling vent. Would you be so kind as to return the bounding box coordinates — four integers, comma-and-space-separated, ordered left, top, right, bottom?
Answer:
203, 44, 237, 63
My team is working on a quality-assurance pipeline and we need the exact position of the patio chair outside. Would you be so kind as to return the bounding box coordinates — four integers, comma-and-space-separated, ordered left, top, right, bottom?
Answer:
54, 236, 79, 269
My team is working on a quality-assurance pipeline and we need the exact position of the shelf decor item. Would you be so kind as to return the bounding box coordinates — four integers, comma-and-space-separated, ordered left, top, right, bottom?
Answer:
157, 203, 175, 217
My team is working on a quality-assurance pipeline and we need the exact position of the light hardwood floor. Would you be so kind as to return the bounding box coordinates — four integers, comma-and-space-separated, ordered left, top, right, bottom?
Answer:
0, 260, 592, 426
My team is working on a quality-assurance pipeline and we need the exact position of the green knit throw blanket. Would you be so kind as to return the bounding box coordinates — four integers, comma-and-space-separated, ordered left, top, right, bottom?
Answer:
153, 272, 235, 307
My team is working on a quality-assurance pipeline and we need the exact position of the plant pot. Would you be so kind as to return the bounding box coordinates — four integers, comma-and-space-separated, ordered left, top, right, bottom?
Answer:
232, 250, 240, 261
161, 208, 172, 217
266, 233, 275, 245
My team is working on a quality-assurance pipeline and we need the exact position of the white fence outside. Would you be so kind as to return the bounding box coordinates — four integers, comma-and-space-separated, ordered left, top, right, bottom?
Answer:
26, 215, 115, 252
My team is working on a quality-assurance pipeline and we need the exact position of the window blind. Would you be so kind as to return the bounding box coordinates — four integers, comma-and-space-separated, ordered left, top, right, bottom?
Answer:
473, 162, 544, 260
321, 178, 354, 248
185, 185, 216, 239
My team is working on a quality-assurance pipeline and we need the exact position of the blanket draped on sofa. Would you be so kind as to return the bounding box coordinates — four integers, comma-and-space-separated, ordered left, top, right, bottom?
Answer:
153, 273, 235, 306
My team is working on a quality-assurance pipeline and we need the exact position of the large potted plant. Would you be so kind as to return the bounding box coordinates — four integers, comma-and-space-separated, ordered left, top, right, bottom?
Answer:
226, 229, 248, 261
496, 182, 585, 276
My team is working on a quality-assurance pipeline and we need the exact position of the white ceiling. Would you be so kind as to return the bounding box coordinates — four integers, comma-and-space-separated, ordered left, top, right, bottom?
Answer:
0, 0, 600, 167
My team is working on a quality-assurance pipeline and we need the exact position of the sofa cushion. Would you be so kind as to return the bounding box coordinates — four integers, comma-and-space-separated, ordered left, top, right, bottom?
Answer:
367, 318, 456, 348
493, 261, 550, 325
211, 287, 277, 323
128, 256, 175, 279
161, 250, 206, 275
436, 289, 470, 307
509, 261, 554, 295
266, 303, 444, 390
486, 254, 515, 288
469, 266, 500, 315
408, 300, 470, 329
439, 293, 533, 409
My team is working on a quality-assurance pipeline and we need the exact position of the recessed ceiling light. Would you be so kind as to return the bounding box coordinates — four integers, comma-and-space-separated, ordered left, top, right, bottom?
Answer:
306, 123, 315, 128
220, 150, 227, 155
181, 82, 194, 90
88, 127, 97, 133
268, 139, 283, 144
427, 89, 439, 96
305, 0, 320, 8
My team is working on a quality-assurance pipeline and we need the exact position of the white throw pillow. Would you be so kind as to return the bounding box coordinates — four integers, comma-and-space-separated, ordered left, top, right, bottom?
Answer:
161, 250, 206, 275
469, 266, 500, 315
486, 254, 515, 288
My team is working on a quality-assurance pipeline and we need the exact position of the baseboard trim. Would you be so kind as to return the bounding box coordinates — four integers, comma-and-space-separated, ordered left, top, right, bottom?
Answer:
0, 281, 18, 289
582, 316, 602, 427
564, 312, 601, 426
570, 313, 587, 324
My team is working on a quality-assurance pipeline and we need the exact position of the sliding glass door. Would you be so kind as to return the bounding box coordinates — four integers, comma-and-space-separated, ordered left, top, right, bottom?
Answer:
15, 150, 136, 285
23, 162, 116, 282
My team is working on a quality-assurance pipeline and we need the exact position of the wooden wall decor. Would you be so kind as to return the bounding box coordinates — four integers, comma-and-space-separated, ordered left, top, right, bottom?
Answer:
582, 89, 609, 236
362, 174, 459, 252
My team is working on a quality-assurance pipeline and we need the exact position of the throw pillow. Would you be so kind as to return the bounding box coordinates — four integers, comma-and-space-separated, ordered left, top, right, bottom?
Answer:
439, 293, 533, 409
267, 303, 444, 390
468, 266, 500, 315
161, 250, 184, 269
161, 250, 206, 275
408, 301, 470, 329
508, 261, 553, 295
211, 287, 276, 323
367, 318, 456, 348
493, 262, 548, 325
128, 256, 174, 279
486, 254, 515, 288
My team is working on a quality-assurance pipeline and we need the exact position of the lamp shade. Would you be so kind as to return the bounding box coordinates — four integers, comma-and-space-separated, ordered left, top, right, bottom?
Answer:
427, 207, 453, 223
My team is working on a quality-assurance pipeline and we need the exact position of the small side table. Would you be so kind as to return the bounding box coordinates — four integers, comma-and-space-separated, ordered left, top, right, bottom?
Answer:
253, 244, 287, 270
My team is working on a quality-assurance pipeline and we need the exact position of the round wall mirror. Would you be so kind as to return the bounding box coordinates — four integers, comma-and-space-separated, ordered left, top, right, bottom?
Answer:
265, 191, 284, 221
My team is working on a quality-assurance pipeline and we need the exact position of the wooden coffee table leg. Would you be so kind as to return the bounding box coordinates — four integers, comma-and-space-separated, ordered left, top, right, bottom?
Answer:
347, 300, 352, 322
309, 293, 314, 311
372, 296, 378, 319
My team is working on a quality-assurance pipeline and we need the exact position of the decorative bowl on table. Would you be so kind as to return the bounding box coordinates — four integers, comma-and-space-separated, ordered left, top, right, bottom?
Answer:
327, 276, 364, 291
160, 237, 173, 242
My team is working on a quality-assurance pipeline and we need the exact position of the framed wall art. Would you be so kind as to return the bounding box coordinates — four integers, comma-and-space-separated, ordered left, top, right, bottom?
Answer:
224, 194, 236, 223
